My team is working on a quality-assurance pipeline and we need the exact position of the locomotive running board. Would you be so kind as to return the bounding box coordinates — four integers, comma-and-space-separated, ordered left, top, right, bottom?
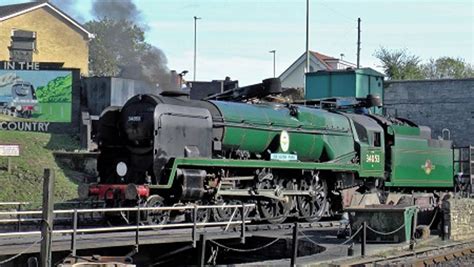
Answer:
149, 157, 360, 189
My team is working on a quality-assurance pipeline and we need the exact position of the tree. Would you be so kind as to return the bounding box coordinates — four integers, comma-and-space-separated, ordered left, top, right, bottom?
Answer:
422, 57, 474, 79
374, 47, 424, 80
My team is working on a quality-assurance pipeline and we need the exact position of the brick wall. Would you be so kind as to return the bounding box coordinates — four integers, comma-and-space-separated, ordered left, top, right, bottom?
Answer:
443, 198, 474, 241
0, 7, 89, 75
384, 79, 474, 146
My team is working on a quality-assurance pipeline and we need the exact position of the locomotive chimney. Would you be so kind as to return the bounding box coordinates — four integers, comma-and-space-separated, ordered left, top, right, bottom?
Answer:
170, 70, 180, 90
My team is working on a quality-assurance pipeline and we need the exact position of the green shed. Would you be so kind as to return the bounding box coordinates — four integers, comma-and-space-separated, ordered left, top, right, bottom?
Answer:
305, 68, 385, 100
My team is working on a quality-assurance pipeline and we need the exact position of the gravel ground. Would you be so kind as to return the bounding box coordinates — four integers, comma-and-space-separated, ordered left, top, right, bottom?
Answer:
439, 253, 474, 266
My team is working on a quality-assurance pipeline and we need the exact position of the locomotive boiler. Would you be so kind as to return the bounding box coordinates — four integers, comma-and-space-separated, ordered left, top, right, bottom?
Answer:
82, 78, 456, 224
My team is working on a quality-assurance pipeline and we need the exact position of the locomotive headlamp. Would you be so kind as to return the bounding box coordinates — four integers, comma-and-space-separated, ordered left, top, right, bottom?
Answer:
116, 162, 127, 177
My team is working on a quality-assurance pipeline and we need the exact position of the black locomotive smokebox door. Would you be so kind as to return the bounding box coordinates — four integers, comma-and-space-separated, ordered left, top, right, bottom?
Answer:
153, 104, 213, 176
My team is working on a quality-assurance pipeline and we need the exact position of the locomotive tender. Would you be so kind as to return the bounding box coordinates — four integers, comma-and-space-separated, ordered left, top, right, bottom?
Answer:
82, 78, 454, 224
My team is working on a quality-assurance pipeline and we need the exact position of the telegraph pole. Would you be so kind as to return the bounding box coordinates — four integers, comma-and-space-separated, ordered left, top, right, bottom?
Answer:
305, 0, 310, 97
40, 169, 54, 267
305, 0, 310, 73
193, 16, 202, 81
357, 17, 361, 68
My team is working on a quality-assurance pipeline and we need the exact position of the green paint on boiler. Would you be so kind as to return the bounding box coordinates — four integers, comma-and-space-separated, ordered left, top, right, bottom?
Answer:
210, 100, 355, 161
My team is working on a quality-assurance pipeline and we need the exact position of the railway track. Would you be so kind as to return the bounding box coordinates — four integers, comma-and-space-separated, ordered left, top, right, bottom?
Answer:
375, 245, 474, 267
333, 240, 474, 267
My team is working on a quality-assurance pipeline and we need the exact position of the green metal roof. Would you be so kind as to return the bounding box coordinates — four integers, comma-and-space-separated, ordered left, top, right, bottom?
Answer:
306, 67, 385, 77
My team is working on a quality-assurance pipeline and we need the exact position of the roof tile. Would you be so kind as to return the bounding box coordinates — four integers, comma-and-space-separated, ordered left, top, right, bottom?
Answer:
0, 2, 39, 18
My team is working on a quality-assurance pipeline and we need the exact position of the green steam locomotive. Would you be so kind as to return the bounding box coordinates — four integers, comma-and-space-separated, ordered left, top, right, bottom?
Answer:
81, 78, 457, 224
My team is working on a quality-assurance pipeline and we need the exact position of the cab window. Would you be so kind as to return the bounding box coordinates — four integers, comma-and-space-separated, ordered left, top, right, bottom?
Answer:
354, 122, 368, 143
374, 132, 381, 147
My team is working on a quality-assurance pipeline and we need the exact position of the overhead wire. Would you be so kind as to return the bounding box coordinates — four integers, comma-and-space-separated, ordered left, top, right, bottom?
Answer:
319, 0, 355, 23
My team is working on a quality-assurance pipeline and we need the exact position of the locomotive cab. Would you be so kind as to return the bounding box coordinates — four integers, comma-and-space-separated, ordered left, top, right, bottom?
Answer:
345, 113, 385, 179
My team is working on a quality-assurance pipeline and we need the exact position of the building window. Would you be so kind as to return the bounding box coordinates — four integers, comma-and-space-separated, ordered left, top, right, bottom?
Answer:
9, 29, 36, 62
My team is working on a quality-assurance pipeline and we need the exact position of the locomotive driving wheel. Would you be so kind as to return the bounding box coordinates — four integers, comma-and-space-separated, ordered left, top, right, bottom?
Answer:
185, 201, 211, 223
297, 174, 327, 222
145, 195, 169, 225
257, 177, 293, 224
212, 199, 246, 222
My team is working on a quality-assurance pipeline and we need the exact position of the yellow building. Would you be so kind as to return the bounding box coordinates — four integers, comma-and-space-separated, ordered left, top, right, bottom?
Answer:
0, 2, 93, 74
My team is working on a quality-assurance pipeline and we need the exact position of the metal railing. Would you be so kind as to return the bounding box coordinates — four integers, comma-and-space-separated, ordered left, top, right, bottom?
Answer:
0, 203, 255, 258
0, 202, 30, 232
0, 200, 106, 231
0, 202, 430, 266
1, 205, 426, 267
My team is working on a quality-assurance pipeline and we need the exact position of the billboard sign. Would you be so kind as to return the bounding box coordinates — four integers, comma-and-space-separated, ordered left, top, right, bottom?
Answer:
0, 69, 72, 124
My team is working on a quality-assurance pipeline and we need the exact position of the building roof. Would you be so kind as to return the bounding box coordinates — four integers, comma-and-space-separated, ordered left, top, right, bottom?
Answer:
0, 1, 94, 39
310, 51, 336, 61
0, 2, 38, 17
279, 51, 356, 82
307, 67, 385, 77
310, 51, 336, 69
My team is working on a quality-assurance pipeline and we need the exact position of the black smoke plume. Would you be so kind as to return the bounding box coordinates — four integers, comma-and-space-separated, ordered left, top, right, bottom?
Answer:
92, 0, 141, 22
89, 0, 173, 90
34, 0, 174, 90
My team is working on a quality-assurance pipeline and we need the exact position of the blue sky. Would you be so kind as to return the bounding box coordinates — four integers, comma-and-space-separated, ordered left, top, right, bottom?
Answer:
4, 0, 473, 85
